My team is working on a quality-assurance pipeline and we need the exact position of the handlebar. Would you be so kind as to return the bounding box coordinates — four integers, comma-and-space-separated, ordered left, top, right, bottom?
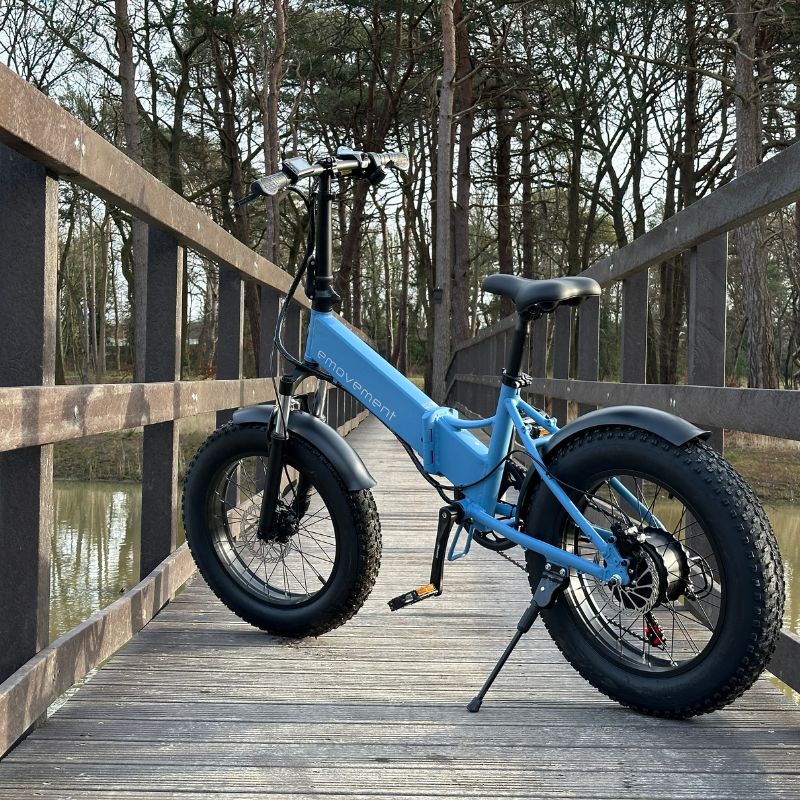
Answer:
234, 147, 408, 207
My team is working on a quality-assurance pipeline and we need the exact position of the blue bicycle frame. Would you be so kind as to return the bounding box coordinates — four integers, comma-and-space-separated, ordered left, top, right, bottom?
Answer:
304, 310, 662, 587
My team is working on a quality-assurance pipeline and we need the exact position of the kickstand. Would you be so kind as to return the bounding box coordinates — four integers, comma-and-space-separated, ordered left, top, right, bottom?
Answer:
467, 564, 568, 713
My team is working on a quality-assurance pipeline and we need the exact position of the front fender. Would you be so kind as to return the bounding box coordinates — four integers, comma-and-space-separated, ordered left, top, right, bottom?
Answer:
516, 405, 709, 523
232, 404, 376, 492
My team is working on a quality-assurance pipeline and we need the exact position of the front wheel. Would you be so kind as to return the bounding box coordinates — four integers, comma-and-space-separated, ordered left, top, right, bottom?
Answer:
525, 426, 784, 718
183, 423, 381, 637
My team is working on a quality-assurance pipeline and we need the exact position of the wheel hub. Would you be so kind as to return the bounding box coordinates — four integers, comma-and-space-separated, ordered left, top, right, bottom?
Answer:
248, 502, 300, 544
610, 526, 689, 612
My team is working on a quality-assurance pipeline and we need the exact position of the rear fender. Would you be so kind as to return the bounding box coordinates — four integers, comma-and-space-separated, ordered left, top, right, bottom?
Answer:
516, 405, 709, 523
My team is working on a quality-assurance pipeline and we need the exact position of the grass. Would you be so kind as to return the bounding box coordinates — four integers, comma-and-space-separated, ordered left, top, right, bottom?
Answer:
54, 428, 209, 483
723, 431, 800, 504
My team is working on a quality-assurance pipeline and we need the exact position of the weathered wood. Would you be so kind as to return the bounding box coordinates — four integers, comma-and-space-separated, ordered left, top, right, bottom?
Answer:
620, 270, 648, 383
0, 545, 196, 756
0, 379, 314, 451
769, 629, 800, 691
687, 234, 727, 451
551, 307, 571, 425
530, 316, 547, 408
0, 144, 57, 683
0, 418, 797, 797
284, 302, 302, 363
451, 374, 800, 441
258, 287, 280, 377
141, 228, 183, 578
216, 267, 244, 427
576, 296, 599, 415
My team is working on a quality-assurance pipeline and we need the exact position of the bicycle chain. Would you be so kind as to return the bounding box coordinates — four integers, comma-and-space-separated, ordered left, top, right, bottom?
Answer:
495, 546, 529, 573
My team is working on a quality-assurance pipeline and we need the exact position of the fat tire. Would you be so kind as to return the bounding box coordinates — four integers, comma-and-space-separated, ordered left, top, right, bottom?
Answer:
183, 422, 381, 638
525, 426, 784, 718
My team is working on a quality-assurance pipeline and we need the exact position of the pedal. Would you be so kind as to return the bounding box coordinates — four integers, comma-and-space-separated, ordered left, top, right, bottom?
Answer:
388, 583, 438, 611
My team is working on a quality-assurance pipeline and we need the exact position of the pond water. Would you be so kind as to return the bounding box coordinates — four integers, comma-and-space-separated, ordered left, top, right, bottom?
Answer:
50, 481, 800, 698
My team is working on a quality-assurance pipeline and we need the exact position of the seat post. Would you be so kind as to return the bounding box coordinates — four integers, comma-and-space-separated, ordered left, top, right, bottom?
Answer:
503, 312, 534, 382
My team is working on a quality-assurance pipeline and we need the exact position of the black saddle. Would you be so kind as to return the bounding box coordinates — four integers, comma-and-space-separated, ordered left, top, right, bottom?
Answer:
482, 274, 601, 316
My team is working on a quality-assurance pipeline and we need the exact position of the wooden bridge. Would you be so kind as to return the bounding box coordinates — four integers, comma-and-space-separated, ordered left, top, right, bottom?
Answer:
0, 64, 799, 796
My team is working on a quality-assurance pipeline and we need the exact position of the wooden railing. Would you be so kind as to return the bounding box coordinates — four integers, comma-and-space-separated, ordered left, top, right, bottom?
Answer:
446, 138, 800, 695
0, 64, 368, 754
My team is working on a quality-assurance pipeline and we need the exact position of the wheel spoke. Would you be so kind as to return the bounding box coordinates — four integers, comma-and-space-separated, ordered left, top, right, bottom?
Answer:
561, 471, 723, 675
208, 453, 338, 606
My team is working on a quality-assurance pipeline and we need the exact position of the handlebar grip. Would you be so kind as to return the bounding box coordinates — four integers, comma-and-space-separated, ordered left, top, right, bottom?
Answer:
372, 151, 409, 171
253, 172, 292, 197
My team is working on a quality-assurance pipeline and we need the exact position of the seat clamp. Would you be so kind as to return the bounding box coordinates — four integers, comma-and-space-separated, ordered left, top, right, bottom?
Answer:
502, 370, 534, 389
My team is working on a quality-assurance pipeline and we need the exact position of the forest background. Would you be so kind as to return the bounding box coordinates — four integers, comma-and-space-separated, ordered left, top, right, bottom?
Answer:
1, 0, 799, 406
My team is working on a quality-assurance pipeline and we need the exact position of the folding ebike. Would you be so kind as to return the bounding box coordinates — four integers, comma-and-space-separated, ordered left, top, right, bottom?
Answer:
183, 148, 784, 717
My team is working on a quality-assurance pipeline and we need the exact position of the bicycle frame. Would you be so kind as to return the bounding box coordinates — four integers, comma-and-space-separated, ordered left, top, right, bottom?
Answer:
304, 309, 654, 586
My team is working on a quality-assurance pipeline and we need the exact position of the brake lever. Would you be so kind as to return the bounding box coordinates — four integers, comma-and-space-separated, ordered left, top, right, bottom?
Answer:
233, 191, 259, 209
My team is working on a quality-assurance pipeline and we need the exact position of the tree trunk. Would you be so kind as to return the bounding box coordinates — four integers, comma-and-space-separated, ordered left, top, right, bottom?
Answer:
262, 0, 286, 266
495, 94, 514, 316
114, 0, 147, 382
77, 194, 91, 384
729, 0, 778, 388
431, 0, 457, 403
210, 21, 260, 370
566, 114, 583, 275
392, 200, 411, 373
520, 119, 536, 280
451, 0, 472, 345
378, 204, 394, 358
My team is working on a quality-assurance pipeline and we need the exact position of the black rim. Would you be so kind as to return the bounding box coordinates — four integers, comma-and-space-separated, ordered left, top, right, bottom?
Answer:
557, 471, 725, 675
205, 452, 340, 607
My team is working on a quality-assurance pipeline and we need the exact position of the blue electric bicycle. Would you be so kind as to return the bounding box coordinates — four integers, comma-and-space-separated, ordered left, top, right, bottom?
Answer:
183, 147, 784, 717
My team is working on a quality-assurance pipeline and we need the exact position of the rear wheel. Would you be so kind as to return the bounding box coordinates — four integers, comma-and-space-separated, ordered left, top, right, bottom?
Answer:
525, 426, 784, 717
183, 423, 381, 637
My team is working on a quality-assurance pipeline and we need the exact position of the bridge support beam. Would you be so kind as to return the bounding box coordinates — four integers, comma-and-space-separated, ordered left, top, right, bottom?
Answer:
216, 267, 244, 428
0, 144, 57, 682
620, 270, 649, 384
577, 295, 600, 415
141, 227, 183, 579
551, 307, 572, 426
688, 234, 727, 452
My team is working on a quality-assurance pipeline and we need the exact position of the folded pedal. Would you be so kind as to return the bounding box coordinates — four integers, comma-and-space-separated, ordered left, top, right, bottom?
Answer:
387, 504, 461, 612
388, 583, 439, 611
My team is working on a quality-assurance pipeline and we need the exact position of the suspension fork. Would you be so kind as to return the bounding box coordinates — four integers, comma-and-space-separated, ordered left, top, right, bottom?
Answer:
256, 374, 295, 538
292, 378, 331, 515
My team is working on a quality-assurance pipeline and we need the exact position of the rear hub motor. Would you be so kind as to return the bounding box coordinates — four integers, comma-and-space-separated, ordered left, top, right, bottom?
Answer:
611, 527, 689, 613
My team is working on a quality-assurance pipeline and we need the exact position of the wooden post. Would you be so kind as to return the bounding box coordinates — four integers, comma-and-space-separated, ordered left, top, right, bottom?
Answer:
284, 301, 301, 363
141, 227, 183, 579
258, 286, 280, 377
530, 316, 547, 409
688, 235, 727, 451
620, 270, 648, 383
551, 307, 572, 425
216, 266, 244, 427
0, 145, 57, 681
577, 295, 600, 415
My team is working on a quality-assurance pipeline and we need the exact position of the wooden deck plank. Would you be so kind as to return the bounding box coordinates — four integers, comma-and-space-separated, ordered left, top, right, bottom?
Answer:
0, 416, 798, 798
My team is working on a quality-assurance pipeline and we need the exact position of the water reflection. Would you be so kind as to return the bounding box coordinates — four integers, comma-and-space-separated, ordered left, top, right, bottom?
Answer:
767, 504, 800, 636
50, 481, 141, 641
